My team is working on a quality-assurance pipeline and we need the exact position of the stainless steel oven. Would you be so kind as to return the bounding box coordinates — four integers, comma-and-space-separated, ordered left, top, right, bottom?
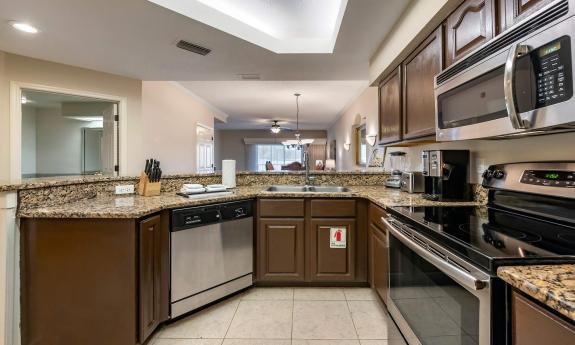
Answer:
383, 217, 491, 345
435, 0, 575, 140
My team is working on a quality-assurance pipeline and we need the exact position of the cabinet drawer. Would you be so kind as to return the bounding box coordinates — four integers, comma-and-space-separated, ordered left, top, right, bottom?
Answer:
369, 203, 387, 230
311, 199, 356, 218
259, 199, 305, 217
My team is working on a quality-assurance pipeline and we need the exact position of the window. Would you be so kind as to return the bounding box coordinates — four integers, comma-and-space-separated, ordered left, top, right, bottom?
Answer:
256, 144, 302, 171
197, 125, 214, 173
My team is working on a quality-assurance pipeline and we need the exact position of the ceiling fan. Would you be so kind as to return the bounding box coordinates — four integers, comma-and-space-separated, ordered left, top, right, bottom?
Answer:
269, 120, 294, 133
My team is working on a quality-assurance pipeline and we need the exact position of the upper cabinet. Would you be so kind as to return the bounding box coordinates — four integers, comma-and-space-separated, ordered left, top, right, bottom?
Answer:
378, 67, 402, 144
504, 0, 557, 27
445, 0, 497, 67
402, 26, 444, 139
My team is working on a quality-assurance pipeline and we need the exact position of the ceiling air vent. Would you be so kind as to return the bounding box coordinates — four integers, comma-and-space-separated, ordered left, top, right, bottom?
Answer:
176, 40, 211, 56
238, 74, 261, 80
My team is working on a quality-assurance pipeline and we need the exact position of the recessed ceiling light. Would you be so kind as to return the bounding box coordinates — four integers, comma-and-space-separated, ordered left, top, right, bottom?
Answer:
10, 21, 39, 34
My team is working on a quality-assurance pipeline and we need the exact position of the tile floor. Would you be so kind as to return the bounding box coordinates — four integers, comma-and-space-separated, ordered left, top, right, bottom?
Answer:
151, 287, 407, 345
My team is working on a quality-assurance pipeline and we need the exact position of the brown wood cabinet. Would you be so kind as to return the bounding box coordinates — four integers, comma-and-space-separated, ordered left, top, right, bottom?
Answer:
256, 198, 366, 285
309, 219, 356, 281
402, 26, 444, 139
257, 218, 306, 282
139, 215, 162, 342
445, 0, 497, 67
378, 66, 403, 144
370, 224, 389, 305
511, 290, 575, 345
20, 214, 170, 345
504, 0, 557, 29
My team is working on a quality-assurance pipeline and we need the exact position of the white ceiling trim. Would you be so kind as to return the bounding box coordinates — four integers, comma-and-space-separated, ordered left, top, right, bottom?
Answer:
147, 0, 348, 54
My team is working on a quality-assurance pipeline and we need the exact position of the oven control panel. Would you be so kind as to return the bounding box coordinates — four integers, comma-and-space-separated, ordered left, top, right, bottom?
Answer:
520, 170, 575, 188
533, 36, 573, 108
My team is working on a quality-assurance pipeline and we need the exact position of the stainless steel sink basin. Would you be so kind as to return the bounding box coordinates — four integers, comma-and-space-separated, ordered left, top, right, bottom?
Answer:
265, 185, 351, 193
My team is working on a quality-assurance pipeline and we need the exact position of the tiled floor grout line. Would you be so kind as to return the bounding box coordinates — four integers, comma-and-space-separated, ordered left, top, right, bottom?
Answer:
221, 296, 242, 343
345, 297, 362, 342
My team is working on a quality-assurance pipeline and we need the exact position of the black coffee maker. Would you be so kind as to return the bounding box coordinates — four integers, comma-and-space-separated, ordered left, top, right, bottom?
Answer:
421, 150, 471, 201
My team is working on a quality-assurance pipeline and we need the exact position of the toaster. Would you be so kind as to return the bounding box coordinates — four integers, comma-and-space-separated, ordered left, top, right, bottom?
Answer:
400, 172, 424, 193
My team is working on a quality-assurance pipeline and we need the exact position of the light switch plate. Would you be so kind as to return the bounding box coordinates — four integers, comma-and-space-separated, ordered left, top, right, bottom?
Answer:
115, 184, 135, 195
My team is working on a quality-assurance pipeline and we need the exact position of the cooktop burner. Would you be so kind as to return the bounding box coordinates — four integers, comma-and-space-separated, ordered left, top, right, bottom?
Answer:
388, 205, 575, 273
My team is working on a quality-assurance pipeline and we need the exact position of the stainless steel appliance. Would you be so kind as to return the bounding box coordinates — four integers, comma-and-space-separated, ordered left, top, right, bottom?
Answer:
435, 0, 575, 141
421, 150, 471, 201
400, 171, 424, 193
170, 200, 253, 318
384, 162, 575, 345
386, 151, 407, 188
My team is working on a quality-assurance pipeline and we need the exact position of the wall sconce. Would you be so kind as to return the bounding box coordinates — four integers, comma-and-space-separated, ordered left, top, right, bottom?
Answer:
366, 135, 377, 146
344, 142, 351, 151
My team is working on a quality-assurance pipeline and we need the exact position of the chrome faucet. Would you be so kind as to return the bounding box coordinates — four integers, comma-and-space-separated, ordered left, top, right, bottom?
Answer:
303, 144, 315, 186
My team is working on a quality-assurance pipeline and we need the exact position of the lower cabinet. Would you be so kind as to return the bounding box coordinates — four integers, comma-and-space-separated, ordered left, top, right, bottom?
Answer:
256, 198, 365, 284
370, 224, 389, 305
511, 290, 575, 345
139, 215, 163, 342
258, 218, 306, 281
20, 213, 169, 345
309, 219, 356, 281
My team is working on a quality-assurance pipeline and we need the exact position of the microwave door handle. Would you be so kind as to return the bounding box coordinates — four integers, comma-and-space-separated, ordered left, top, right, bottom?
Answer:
382, 217, 489, 291
504, 43, 531, 129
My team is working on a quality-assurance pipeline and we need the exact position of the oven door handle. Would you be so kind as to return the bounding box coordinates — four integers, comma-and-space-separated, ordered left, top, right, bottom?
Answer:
382, 217, 489, 291
504, 43, 532, 129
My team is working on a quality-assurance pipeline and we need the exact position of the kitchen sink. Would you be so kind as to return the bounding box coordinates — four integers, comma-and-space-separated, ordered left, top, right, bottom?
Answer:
265, 185, 351, 193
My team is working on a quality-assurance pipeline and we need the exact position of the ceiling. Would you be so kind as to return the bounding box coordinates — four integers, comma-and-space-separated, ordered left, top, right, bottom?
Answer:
0, 0, 409, 81
0, 0, 410, 129
148, 0, 348, 53
181, 80, 367, 129
22, 89, 114, 110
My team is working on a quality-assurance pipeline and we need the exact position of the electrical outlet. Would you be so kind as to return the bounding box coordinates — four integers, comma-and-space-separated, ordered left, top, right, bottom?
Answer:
115, 184, 135, 195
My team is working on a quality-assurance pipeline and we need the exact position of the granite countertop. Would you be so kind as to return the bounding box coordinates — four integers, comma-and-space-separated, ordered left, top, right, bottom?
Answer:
17, 185, 481, 219
0, 170, 388, 192
498, 265, 575, 321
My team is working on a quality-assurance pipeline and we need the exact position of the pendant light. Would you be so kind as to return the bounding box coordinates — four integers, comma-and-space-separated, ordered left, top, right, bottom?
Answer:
282, 93, 314, 148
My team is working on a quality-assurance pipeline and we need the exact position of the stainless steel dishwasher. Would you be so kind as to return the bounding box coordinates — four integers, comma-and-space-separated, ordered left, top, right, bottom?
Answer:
170, 200, 253, 318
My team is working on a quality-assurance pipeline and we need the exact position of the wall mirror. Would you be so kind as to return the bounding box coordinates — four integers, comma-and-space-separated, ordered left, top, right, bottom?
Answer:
355, 124, 367, 166
20, 89, 119, 178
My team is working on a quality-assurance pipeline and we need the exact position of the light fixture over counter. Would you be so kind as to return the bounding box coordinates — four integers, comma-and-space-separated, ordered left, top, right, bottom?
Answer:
282, 93, 314, 148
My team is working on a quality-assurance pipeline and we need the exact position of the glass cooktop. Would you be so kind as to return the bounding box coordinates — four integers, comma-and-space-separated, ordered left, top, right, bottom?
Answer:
388, 205, 575, 273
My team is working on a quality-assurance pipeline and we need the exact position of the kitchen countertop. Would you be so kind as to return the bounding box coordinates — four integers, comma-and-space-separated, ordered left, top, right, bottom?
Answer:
498, 265, 575, 321
0, 170, 388, 192
17, 185, 482, 219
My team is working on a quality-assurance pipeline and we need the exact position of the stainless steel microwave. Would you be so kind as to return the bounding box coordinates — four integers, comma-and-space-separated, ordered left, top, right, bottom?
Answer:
435, 0, 575, 141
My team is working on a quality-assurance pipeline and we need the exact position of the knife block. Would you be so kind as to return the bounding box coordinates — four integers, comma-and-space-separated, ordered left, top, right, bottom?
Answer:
138, 172, 161, 197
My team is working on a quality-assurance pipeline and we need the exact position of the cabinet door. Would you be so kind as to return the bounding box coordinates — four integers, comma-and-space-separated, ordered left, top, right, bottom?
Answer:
445, 0, 496, 67
512, 290, 575, 345
309, 219, 355, 281
370, 224, 389, 305
378, 66, 402, 144
403, 26, 443, 139
139, 215, 162, 342
258, 218, 305, 282
505, 0, 556, 29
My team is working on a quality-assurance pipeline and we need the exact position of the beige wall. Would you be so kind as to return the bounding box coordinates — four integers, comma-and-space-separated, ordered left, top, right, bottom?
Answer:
384, 133, 575, 183
327, 87, 378, 171
141, 81, 215, 174
0, 52, 143, 178
369, 0, 462, 84
216, 129, 327, 171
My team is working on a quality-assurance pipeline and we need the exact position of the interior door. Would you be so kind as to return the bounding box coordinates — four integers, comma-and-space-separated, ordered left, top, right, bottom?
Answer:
82, 128, 103, 174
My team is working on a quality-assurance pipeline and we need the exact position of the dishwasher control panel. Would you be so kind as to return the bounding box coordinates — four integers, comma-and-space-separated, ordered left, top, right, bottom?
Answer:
171, 200, 253, 231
